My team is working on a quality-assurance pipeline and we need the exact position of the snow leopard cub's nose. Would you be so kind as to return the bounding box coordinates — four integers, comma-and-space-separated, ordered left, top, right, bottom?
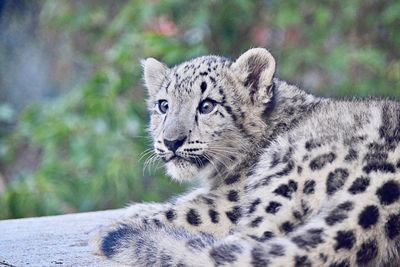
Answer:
164, 136, 187, 152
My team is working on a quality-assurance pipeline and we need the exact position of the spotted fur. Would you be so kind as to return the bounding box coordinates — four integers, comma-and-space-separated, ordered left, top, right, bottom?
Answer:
92, 48, 400, 267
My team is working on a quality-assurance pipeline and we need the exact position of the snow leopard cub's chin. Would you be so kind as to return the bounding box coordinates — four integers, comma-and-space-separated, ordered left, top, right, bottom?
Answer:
165, 159, 214, 182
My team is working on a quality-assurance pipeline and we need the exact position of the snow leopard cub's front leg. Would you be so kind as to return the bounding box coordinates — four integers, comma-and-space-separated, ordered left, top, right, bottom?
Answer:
90, 185, 241, 260
94, 179, 246, 246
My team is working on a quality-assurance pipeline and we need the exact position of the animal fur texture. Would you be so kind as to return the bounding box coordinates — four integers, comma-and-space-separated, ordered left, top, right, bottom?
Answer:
92, 48, 400, 267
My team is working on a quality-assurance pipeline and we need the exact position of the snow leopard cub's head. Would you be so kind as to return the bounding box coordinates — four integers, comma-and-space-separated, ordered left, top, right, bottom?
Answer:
143, 48, 276, 181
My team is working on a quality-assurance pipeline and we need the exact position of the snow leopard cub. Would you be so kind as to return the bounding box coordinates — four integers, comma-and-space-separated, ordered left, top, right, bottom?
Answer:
93, 48, 400, 267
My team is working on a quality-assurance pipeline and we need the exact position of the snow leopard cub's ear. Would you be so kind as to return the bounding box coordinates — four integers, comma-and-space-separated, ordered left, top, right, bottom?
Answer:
142, 58, 170, 97
231, 48, 276, 104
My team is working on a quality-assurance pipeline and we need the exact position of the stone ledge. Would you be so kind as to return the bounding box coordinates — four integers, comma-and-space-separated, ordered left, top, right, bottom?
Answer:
0, 209, 126, 267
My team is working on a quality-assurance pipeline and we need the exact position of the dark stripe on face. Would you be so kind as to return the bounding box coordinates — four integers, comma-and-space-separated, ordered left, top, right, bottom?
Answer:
222, 104, 237, 121
220, 103, 254, 138
216, 85, 252, 138
201, 81, 207, 93
217, 87, 235, 121
165, 81, 171, 93
209, 76, 216, 86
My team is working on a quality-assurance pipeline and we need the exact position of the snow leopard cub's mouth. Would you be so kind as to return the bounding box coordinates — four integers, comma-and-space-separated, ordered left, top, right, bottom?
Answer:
165, 154, 210, 168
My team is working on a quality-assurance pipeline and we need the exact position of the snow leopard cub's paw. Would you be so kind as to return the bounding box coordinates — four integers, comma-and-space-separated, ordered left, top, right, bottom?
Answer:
90, 221, 149, 263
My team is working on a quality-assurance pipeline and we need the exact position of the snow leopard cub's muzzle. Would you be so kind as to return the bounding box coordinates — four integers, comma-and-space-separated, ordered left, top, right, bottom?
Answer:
161, 131, 210, 168
155, 109, 211, 180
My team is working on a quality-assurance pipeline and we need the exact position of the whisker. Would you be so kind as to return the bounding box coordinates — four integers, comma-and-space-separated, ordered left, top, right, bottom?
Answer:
207, 149, 237, 163
203, 153, 223, 178
139, 148, 155, 162
143, 153, 160, 175
207, 146, 238, 153
206, 151, 231, 171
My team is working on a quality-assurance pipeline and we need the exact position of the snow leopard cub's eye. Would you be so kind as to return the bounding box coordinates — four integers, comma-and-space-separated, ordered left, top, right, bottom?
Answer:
199, 99, 216, 114
158, 100, 169, 114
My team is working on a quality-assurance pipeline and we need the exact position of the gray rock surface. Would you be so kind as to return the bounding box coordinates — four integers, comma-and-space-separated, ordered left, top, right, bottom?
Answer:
0, 209, 125, 267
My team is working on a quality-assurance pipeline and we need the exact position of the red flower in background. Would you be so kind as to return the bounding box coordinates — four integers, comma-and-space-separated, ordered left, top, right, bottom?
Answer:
251, 25, 270, 47
148, 15, 178, 36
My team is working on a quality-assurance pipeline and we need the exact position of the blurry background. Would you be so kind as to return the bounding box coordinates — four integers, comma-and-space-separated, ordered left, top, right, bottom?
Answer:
0, 0, 399, 219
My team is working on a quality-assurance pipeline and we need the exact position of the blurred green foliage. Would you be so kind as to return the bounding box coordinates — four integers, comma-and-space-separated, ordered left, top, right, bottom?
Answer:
0, 0, 399, 219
